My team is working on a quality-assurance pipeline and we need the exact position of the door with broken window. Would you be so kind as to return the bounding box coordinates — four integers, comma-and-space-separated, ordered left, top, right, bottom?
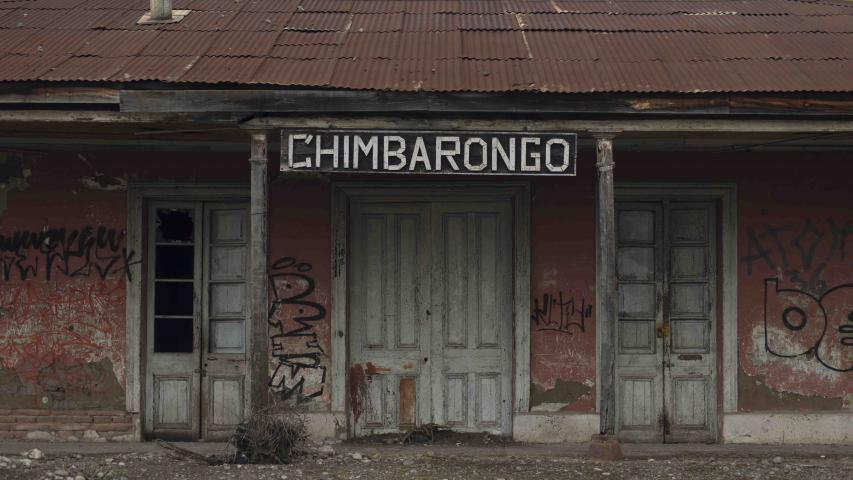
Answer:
615, 201, 717, 443
144, 201, 250, 440
349, 198, 513, 436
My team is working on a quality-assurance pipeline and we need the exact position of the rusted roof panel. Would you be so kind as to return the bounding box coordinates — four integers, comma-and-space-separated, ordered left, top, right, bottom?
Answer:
141, 31, 216, 56
76, 30, 160, 57
299, 0, 354, 13
459, 14, 518, 30
276, 31, 343, 45
180, 55, 264, 83
461, 31, 528, 59
403, 13, 460, 32
40, 55, 130, 81
5, 29, 89, 55
0, 53, 70, 80
351, 1, 410, 14
270, 43, 342, 59
253, 57, 336, 85
114, 55, 199, 81
242, 0, 298, 13
164, 10, 236, 31
0, 0, 850, 93
0, 9, 66, 28
286, 12, 350, 31
350, 13, 404, 32
206, 30, 277, 56
228, 12, 292, 31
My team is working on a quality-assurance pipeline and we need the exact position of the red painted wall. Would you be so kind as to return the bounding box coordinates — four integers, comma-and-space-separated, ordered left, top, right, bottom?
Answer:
3, 146, 850, 416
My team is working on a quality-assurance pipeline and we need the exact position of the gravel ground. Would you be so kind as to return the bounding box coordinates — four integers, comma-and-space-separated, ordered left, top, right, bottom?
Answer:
1, 445, 852, 480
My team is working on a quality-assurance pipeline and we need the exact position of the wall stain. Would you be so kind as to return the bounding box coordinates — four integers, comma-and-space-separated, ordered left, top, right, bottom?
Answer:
530, 379, 592, 408
0, 359, 124, 410
738, 369, 842, 412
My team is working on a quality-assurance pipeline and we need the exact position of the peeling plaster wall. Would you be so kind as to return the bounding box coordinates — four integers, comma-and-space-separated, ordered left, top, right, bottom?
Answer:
529, 164, 597, 412
0, 149, 248, 413
737, 171, 853, 407
0, 151, 129, 410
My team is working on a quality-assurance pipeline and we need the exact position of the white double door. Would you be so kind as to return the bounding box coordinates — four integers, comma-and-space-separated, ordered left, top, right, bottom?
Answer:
144, 201, 250, 440
349, 199, 513, 436
615, 201, 718, 443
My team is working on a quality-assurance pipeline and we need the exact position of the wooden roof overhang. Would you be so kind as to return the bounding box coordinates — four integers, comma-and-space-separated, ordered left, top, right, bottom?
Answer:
2, 84, 853, 151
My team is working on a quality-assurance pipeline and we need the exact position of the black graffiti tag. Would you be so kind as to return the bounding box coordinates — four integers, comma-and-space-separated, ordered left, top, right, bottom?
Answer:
267, 256, 327, 404
0, 226, 138, 282
531, 291, 592, 335
741, 218, 853, 295
763, 278, 853, 372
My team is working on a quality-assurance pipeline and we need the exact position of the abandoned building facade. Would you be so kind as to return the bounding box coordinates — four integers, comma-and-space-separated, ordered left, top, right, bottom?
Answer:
0, 0, 852, 445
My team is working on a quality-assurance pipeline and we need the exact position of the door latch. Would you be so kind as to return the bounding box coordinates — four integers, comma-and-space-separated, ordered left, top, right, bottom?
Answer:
656, 323, 670, 338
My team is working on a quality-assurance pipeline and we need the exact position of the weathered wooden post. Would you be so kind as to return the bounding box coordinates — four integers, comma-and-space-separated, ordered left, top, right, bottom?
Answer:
248, 130, 270, 411
590, 132, 622, 459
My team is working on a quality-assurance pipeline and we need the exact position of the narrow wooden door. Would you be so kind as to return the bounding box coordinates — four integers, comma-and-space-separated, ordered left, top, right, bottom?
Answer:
349, 202, 432, 435
430, 201, 513, 434
615, 202, 717, 443
146, 202, 203, 440
145, 201, 249, 440
349, 198, 513, 436
200, 204, 250, 440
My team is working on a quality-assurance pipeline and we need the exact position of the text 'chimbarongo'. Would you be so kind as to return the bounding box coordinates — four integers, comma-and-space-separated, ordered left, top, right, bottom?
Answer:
281, 130, 577, 176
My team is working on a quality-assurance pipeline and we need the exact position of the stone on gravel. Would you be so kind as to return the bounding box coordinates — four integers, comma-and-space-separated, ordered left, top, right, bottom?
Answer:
25, 430, 55, 441
351, 452, 363, 460
772, 456, 783, 464
317, 445, 335, 457
24, 448, 45, 460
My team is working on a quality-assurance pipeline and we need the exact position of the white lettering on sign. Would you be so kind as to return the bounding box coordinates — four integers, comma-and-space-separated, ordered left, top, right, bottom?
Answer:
281, 130, 577, 176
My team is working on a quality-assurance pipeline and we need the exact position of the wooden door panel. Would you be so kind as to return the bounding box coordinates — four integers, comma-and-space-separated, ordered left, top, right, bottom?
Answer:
209, 376, 245, 428
145, 202, 202, 440
615, 204, 664, 442
664, 203, 717, 443
350, 203, 431, 435
432, 202, 512, 435
202, 204, 250, 440
154, 376, 193, 428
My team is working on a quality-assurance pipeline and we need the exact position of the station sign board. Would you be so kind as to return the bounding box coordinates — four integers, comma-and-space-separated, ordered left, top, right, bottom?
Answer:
281, 130, 577, 176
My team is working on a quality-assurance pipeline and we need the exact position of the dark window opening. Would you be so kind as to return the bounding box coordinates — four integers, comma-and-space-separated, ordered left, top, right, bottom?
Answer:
154, 282, 194, 316
154, 317, 194, 353
156, 209, 194, 243
156, 245, 194, 279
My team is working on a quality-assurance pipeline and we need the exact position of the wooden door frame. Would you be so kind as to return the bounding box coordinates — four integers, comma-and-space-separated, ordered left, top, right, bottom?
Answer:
331, 183, 531, 437
599, 183, 738, 439
126, 183, 250, 439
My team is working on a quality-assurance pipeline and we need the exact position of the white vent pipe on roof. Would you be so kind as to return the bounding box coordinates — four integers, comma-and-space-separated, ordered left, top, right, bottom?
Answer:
150, 0, 173, 21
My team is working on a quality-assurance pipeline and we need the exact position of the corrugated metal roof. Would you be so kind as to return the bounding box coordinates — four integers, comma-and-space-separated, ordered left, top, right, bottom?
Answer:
0, 0, 850, 93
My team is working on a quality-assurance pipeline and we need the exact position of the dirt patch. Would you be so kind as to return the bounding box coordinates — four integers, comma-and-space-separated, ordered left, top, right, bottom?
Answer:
350, 429, 516, 447
530, 379, 592, 408
738, 369, 842, 412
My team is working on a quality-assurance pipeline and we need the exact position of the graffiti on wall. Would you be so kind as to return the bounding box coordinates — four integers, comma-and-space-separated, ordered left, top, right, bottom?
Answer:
0, 226, 138, 282
267, 256, 327, 403
742, 218, 853, 295
531, 291, 592, 335
764, 278, 853, 372
0, 280, 126, 407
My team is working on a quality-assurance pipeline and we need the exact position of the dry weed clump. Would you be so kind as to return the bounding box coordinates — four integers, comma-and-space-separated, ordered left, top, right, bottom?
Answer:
230, 406, 307, 464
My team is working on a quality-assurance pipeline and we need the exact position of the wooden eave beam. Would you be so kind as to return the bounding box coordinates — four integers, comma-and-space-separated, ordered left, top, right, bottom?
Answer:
2, 109, 853, 135
118, 89, 853, 116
